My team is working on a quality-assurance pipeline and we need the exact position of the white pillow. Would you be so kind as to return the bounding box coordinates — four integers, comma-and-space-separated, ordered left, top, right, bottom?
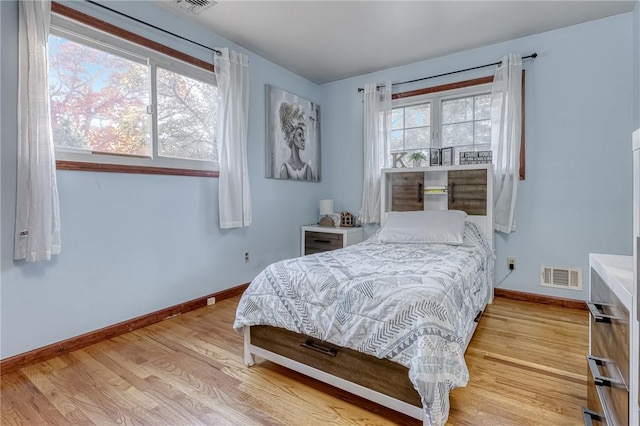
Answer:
378, 210, 468, 245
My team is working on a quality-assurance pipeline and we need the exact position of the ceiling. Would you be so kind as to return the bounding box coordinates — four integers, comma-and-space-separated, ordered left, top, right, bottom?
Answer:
159, 0, 637, 84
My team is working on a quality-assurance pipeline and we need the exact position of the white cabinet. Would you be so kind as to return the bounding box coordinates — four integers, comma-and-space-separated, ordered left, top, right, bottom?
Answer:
632, 128, 640, 426
589, 129, 640, 425
586, 254, 634, 425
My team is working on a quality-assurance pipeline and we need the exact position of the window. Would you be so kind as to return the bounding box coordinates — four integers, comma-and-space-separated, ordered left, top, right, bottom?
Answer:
441, 92, 491, 155
390, 83, 492, 166
391, 103, 431, 158
48, 9, 218, 176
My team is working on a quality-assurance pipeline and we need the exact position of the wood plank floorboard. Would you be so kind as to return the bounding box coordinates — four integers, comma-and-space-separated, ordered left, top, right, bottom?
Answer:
1, 295, 588, 425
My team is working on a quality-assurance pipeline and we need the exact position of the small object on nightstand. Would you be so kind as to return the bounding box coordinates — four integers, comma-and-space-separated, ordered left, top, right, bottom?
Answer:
318, 216, 334, 227
318, 199, 335, 227
340, 211, 355, 227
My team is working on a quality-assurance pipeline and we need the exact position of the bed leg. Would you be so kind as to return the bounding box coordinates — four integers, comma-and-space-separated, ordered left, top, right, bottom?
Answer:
243, 327, 255, 367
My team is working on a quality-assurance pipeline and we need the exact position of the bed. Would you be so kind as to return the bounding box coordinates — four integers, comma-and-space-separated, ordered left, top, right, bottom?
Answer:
234, 165, 494, 426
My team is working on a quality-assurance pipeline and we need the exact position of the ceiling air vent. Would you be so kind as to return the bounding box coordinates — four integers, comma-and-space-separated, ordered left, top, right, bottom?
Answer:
540, 266, 582, 290
172, 0, 216, 14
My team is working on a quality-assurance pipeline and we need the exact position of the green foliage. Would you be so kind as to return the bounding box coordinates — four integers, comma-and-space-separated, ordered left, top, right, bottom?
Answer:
407, 151, 427, 161
48, 35, 217, 161
407, 151, 428, 167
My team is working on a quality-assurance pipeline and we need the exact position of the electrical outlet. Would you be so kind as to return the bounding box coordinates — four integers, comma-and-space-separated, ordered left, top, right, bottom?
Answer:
507, 257, 516, 270
243, 251, 250, 263
207, 297, 216, 306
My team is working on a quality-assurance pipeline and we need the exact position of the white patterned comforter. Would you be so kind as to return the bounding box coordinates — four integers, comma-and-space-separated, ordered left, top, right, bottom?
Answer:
233, 222, 494, 426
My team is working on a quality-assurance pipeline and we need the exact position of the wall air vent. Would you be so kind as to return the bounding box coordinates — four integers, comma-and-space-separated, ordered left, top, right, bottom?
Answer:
540, 266, 582, 290
172, 0, 216, 14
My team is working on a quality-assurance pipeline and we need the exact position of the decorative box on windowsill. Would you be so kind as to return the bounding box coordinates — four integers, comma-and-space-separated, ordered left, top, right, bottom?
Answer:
460, 151, 492, 165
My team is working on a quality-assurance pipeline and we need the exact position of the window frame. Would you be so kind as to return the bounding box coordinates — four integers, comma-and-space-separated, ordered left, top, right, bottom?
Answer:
50, 2, 219, 178
392, 83, 492, 156
389, 102, 433, 156
393, 74, 526, 180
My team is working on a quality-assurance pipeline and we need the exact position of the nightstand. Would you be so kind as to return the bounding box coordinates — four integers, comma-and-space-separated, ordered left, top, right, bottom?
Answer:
301, 225, 363, 256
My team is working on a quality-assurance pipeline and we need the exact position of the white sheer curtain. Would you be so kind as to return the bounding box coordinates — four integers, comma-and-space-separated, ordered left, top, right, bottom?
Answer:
491, 54, 522, 233
359, 82, 392, 224
214, 48, 251, 229
15, 0, 61, 262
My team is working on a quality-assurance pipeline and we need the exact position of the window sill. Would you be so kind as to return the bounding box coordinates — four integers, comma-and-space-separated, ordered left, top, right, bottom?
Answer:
56, 160, 219, 178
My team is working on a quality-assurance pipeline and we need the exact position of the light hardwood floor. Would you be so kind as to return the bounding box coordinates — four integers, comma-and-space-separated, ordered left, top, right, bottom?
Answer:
1, 296, 588, 425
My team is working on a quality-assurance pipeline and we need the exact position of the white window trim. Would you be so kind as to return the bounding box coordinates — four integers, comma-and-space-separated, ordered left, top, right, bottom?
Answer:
392, 83, 492, 150
50, 14, 218, 173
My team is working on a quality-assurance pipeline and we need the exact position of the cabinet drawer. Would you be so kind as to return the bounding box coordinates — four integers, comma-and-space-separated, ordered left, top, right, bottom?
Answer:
587, 355, 628, 426
582, 407, 607, 426
582, 378, 607, 426
305, 231, 343, 254
590, 268, 630, 383
589, 268, 629, 425
587, 363, 604, 417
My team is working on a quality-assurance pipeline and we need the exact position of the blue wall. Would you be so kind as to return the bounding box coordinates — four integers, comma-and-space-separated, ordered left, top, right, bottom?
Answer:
1, 2, 636, 360
320, 13, 634, 301
0, 1, 325, 359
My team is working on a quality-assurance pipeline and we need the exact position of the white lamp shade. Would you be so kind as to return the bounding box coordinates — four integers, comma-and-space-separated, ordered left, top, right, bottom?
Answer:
319, 199, 333, 215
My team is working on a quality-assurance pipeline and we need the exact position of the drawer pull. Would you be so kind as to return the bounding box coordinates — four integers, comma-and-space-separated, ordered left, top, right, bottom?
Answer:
301, 340, 337, 357
586, 302, 616, 323
581, 407, 605, 426
313, 239, 332, 244
586, 355, 626, 389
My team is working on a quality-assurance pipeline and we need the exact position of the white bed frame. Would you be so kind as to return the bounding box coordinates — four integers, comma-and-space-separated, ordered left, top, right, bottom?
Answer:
244, 329, 425, 420
243, 305, 484, 424
243, 165, 495, 426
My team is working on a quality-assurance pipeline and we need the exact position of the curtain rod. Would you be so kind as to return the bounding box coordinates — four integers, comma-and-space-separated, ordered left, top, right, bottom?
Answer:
84, 0, 222, 56
356, 52, 537, 92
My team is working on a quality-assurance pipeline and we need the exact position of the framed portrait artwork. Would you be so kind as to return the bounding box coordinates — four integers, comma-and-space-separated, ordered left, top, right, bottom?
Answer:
440, 147, 453, 166
429, 148, 441, 166
265, 85, 321, 181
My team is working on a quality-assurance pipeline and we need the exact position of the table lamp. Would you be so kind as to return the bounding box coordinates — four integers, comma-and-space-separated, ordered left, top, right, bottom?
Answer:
318, 199, 335, 227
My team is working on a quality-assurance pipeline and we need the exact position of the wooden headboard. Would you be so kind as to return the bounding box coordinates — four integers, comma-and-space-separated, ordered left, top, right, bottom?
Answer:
380, 164, 494, 249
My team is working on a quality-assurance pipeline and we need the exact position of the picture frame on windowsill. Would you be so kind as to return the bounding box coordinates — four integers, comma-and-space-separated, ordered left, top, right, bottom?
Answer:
429, 148, 440, 166
440, 147, 453, 166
